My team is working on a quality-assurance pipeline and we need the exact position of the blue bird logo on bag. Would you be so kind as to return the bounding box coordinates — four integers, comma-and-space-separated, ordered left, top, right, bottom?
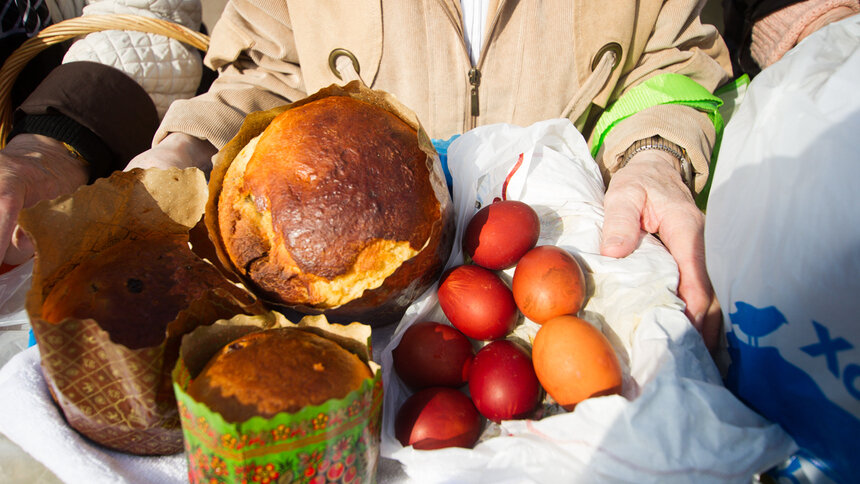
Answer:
725, 301, 860, 483
730, 301, 787, 346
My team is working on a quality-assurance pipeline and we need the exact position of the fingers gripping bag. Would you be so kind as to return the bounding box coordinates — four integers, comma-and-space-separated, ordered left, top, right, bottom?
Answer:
379, 119, 796, 483
706, 16, 860, 484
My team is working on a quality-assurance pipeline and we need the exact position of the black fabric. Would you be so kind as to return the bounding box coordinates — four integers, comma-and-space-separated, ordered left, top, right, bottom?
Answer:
11, 43, 66, 107
0, 0, 53, 62
196, 63, 217, 96
1, 0, 66, 105
195, 22, 215, 95
722, 0, 805, 77
11, 62, 159, 176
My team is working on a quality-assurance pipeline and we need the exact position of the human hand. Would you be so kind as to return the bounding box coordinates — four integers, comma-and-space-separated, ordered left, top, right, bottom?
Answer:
125, 132, 217, 176
0, 134, 90, 265
600, 150, 722, 351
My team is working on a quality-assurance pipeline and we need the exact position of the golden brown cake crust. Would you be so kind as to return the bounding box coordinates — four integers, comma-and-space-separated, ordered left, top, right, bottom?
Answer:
217, 96, 442, 310
248, 96, 435, 276
186, 328, 373, 422
41, 237, 241, 349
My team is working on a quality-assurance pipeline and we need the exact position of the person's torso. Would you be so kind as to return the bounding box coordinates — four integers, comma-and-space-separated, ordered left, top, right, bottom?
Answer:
286, 0, 639, 139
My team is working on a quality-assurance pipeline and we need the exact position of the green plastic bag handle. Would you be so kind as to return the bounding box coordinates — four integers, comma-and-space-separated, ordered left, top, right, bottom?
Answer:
590, 73, 751, 209
696, 74, 751, 208
590, 73, 725, 158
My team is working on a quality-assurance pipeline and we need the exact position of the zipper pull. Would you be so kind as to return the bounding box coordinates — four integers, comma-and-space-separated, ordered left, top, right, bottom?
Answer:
469, 67, 481, 116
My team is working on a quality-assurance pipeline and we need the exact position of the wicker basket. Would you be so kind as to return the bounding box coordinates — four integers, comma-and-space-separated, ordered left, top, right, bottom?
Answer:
0, 14, 210, 147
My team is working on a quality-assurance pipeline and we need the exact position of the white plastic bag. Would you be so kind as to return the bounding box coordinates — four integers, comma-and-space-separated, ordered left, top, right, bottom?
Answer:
379, 119, 795, 483
0, 260, 34, 368
705, 15, 860, 484
0, 259, 32, 319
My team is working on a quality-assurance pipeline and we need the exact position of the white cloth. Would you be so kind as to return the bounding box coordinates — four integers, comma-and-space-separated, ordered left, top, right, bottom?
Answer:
460, 0, 489, 65
0, 347, 187, 484
62, 0, 203, 118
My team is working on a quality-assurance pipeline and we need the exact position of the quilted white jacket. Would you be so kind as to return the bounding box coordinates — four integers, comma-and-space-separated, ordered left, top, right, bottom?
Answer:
54, 0, 203, 119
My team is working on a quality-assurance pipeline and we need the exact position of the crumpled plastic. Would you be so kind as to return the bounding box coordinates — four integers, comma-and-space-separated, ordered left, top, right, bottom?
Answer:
705, 15, 860, 483
379, 119, 797, 483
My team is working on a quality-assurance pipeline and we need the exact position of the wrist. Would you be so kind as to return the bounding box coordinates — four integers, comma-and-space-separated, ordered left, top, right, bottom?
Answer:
627, 149, 680, 172
619, 136, 695, 192
160, 132, 217, 171
9, 113, 113, 181
4, 133, 90, 190
7, 133, 89, 171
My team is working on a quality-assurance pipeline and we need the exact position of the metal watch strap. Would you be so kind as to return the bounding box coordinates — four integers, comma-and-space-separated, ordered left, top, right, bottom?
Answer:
619, 136, 695, 193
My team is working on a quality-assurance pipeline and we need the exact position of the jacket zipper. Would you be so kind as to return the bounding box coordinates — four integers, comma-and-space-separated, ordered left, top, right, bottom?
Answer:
437, 0, 506, 130
469, 67, 481, 118
469, 2, 505, 129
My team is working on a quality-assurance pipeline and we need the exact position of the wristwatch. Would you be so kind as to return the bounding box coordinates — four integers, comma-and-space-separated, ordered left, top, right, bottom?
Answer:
620, 136, 695, 193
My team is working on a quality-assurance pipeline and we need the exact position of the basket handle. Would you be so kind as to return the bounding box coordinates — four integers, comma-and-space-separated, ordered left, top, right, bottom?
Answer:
0, 14, 210, 148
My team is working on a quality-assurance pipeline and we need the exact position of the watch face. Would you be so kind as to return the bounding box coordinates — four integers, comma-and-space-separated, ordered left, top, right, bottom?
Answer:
680, 158, 695, 192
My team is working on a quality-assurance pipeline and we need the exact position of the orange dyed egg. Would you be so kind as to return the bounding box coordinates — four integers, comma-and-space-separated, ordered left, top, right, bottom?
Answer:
531, 315, 622, 410
512, 245, 586, 324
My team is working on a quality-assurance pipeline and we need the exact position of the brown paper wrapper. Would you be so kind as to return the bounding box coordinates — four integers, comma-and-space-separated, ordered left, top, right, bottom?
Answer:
205, 81, 455, 327
18, 168, 264, 455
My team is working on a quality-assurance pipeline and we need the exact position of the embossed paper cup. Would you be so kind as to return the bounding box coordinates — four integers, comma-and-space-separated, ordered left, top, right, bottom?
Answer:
20, 168, 262, 455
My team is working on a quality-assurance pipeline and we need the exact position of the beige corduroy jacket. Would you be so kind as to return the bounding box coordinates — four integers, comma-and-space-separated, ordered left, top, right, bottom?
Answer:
157, 0, 732, 190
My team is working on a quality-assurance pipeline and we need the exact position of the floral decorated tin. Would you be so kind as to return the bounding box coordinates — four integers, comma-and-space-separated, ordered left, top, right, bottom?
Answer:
173, 312, 383, 483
